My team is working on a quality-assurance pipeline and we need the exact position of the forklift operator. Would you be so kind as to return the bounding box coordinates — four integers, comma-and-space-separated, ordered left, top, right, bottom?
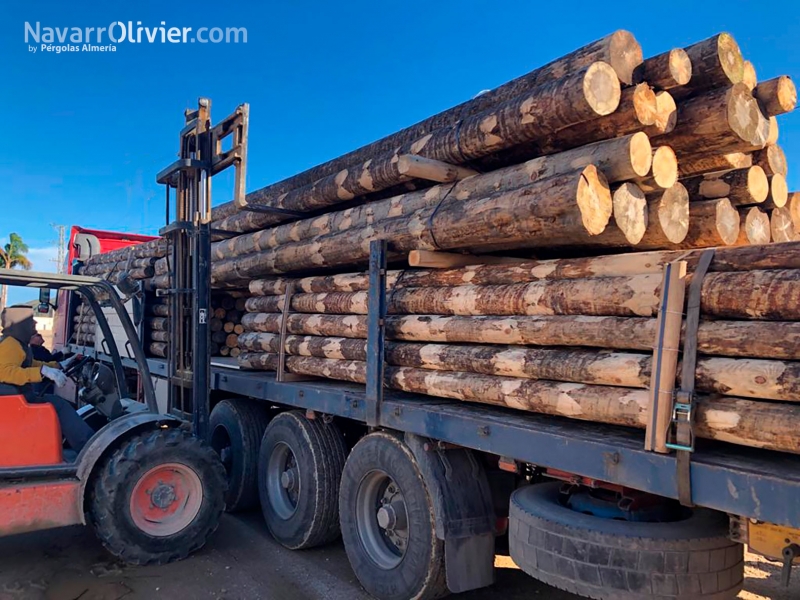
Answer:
0, 306, 93, 453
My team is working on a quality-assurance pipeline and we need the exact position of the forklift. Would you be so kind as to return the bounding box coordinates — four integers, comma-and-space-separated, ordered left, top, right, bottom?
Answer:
0, 98, 247, 564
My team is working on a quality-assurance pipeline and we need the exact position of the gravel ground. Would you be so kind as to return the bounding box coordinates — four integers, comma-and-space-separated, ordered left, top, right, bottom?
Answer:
0, 513, 796, 600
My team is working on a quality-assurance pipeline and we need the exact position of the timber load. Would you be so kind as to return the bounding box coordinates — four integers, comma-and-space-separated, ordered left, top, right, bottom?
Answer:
237, 242, 800, 455
72, 30, 799, 455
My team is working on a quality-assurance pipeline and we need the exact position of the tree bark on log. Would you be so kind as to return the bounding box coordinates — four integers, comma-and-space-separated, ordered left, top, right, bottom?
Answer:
212, 135, 649, 262
211, 167, 613, 283
247, 267, 800, 321
752, 145, 787, 177
678, 198, 740, 248
246, 275, 662, 317
239, 331, 800, 402
82, 238, 168, 266
239, 311, 800, 360
754, 76, 797, 117
247, 239, 800, 300
633, 49, 692, 90
681, 166, 769, 206
654, 84, 769, 155
678, 152, 751, 178
671, 33, 744, 99
736, 207, 771, 245
237, 353, 800, 454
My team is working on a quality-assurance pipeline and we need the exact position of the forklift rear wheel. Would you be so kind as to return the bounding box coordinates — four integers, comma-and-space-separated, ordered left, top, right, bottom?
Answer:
509, 482, 744, 599
339, 432, 448, 600
210, 399, 271, 512
258, 410, 346, 549
89, 426, 226, 565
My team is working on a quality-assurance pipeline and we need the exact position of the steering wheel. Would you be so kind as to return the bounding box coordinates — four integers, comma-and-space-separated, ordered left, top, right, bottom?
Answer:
64, 355, 93, 379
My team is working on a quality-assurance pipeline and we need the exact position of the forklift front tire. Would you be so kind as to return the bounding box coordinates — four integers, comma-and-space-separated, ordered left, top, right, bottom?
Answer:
88, 426, 227, 565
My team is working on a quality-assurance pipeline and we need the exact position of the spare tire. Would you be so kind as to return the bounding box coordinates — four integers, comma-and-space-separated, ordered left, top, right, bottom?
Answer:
509, 483, 743, 600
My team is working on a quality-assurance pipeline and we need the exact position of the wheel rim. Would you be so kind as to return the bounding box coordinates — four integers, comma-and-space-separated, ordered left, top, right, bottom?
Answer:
267, 441, 300, 520
356, 470, 409, 570
129, 463, 204, 537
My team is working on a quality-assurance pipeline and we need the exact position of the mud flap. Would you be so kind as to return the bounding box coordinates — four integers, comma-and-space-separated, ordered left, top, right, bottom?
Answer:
405, 433, 495, 593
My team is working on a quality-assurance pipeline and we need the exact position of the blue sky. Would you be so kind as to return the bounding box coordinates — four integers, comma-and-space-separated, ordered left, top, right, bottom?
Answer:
1, 0, 799, 304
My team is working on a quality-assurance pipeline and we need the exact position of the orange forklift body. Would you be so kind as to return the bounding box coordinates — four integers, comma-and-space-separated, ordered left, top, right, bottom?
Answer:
0, 394, 63, 467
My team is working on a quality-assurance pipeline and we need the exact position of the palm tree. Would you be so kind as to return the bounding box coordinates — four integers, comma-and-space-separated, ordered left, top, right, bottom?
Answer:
0, 233, 33, 312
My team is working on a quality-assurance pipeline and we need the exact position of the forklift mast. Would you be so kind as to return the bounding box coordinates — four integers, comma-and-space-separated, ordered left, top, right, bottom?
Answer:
156, 98, 248, 439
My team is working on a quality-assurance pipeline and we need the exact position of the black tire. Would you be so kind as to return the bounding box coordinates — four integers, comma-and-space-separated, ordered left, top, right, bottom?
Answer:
509, 483, 744, 600
88, 426, 227, 565
258, 411, 346, 549
210, 398, 270, 512
339, 432, 448, 600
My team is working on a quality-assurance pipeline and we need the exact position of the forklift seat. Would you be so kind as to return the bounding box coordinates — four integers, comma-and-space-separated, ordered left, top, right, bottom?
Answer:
0, 393, 63, 467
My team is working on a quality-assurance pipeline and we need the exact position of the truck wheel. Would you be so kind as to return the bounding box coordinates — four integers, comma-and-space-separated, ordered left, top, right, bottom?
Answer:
258, 411, 346, 549
88, 427, 226, 565
210, 399, 270, 512
509, 483, 744, 600
339, 432, 448, 600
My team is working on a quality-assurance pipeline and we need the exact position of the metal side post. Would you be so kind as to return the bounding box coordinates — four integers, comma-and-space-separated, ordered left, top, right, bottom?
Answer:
366, 239, 387, 427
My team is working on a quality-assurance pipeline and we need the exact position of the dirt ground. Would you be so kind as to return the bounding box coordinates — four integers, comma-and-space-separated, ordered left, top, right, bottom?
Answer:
0, 513, 797, 600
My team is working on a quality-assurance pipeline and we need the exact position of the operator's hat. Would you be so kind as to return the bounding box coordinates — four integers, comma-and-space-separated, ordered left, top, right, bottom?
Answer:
1, 305, 34, 329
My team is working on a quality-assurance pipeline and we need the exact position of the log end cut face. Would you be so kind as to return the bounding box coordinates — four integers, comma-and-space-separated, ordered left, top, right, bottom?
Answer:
577, 165, 613, 235
612, 183, 647, 244
717, 32, 745, 85
651, 146, 678, 189
631, 83, 658, 126
771, 207, 799, 243
790, 192, 800, 232
728, 84, 770, 148
715, 198, 741, 245
652, 91, 677, 135
744, 208, 771, 245
629, 132, 653, 177
775, 76, 798, 113
747, 165, 770, 204
669, 48, 693, 86
583, 62, 622, 116
770, 173, 789, 208
609, 30, 644, 85
658, 183, 690, 244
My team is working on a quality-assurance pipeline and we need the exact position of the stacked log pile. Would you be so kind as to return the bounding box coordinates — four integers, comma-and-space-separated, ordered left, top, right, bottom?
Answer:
210, 294, 248, 358
237, 243, 800, 454
72, 30, 800, 454
146, 299, 170, 358
71, 302, 96, 347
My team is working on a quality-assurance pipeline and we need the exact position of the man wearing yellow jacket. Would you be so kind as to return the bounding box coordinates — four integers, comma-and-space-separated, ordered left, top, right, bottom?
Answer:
0, 305, 93, 453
